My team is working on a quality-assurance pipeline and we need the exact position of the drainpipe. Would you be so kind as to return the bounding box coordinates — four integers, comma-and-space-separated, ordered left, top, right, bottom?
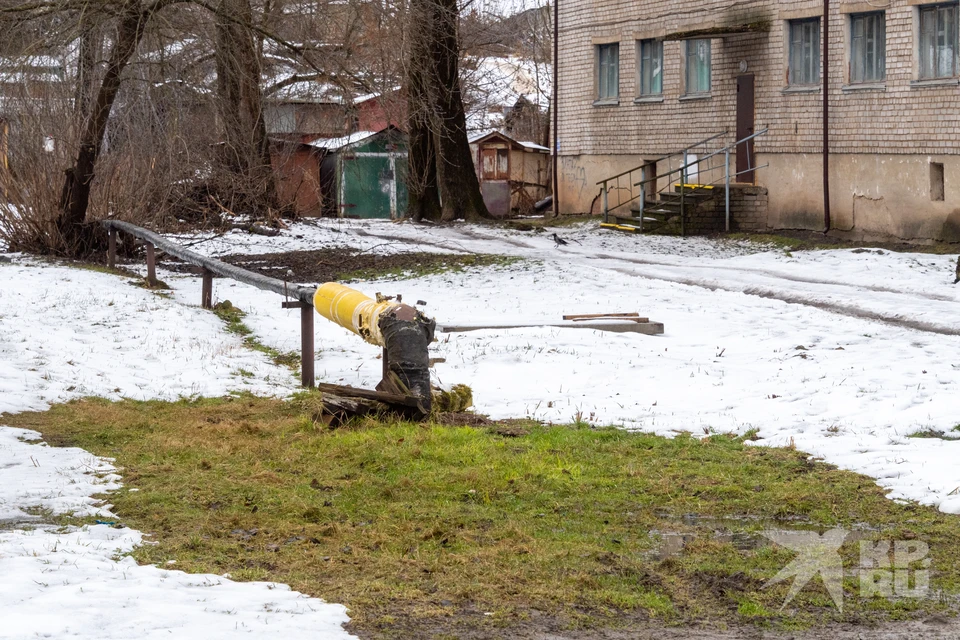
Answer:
823, 0, 831, 232
552, 0, 559, 217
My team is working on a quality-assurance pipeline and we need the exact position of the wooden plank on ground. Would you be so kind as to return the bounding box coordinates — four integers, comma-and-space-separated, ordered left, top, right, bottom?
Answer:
562, 312, 640, 320
438, 320, 664, 335
314, 382, 420, 407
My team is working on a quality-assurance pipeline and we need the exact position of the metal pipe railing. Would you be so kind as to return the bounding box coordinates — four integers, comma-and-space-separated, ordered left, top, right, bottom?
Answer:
101, 220, 436, 415
597, 131, 729, 221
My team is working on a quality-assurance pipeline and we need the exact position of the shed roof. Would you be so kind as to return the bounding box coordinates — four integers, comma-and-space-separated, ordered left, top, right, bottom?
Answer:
306, 125, 405, 151
469, 130, 549, 153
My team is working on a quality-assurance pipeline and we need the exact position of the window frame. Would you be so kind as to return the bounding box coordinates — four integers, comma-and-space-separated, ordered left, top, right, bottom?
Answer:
684, 39, 711, 95
788, 18, 821, 86
918, 2, 959, 80
850, 11, 886, 84
637, 39, 663, 96
596, 42, 620, 102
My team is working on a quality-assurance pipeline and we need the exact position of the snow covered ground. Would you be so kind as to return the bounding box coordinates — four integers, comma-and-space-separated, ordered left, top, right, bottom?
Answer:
2, 217, 960, 637
0, 259, 354, 639
164, 219, 960, 516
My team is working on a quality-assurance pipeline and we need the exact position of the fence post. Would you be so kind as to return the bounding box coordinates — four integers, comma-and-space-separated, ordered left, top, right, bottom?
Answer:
301, 303, 315, 388
201, 269, 213, 309
145, 242, 157, 287
107, 227, 117, 269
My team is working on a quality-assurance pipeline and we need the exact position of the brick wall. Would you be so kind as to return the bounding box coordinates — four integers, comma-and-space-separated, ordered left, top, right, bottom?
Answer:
556, 0, 960, 159
682, 185, 770, 234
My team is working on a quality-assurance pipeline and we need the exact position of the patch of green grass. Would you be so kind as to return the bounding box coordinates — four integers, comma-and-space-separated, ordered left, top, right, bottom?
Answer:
726, 232, 960, 255
7, 397, 960, 637
339, 254, 521, 282
908, 428, 948, 439
212, 301, 300, 373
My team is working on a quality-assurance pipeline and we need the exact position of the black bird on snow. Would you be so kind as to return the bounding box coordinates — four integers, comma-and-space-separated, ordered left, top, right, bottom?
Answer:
954, 256, 960, 284
553, 233, 581, 247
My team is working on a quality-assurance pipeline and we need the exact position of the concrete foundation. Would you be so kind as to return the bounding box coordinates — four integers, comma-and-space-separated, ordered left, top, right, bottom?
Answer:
559, 151, 960, 242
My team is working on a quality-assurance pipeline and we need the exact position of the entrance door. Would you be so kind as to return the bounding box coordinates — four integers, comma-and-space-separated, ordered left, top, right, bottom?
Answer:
736, 74, 755, 184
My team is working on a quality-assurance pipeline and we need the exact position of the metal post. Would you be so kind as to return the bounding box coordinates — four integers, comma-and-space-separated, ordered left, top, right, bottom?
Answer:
551, 0, 559, 218
145, 242, 157, 287
301, 303, 315, 388
823, 0, 831, 232
725, 149, 731, 232
680, 151, 687, 237
107, 227, 116, 269
639, 180, 646, 231
602, 180, 609, 223
201, 269, 213, 309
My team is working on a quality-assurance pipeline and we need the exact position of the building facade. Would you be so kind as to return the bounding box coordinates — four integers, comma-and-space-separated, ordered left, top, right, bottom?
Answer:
557, 0, 960, 241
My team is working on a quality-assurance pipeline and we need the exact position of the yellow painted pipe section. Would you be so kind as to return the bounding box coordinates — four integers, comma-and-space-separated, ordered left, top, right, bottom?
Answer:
313, 282, 397, 346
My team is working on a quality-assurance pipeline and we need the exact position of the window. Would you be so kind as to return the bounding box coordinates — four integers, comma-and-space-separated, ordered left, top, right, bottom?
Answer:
851, 12, 886, 83
638, 39, 663, 95
597, 43, 619, 100
480, 147, 509, 180
789, 19, 821, 85
919, 3, 958, 79
685, 39, 711, 93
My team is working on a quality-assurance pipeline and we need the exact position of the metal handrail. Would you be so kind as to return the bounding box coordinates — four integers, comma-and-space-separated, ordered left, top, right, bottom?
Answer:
597, 131, 729, 222
633, 128, 768, 190
595, 130, 728, 186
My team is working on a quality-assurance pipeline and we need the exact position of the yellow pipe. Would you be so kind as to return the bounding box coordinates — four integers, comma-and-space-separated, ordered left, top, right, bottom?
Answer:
313, 282, 399, 347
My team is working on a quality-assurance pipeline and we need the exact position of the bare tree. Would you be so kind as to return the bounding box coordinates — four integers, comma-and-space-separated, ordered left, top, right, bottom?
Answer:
406, 0, 489, 222
213, 0, 277, 216
56, 0, 185, 255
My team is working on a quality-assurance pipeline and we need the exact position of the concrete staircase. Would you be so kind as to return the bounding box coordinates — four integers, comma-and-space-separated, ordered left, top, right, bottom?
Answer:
605, 184, 717, 233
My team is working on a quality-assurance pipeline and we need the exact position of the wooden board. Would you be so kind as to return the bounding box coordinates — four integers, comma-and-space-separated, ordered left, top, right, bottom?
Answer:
438, 320, 664, 335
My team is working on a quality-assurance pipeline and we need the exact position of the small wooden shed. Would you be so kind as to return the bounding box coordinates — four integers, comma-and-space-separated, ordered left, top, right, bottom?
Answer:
310, 126, 409, 219
469, 131, 550, 217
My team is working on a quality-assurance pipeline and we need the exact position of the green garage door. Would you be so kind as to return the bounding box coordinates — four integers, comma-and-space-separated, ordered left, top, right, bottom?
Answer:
341, 154, 392, 219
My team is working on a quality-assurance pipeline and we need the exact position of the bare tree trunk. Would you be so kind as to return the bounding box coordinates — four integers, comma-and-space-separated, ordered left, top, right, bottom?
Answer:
57, 1, 149, 256
432, 0, 488, 222
405, 0, 441, 222
405, 0, 489, 223
214, 0, 278, 217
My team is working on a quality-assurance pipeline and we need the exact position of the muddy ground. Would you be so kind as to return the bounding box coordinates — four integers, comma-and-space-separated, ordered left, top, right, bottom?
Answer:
162, 247, 504, 285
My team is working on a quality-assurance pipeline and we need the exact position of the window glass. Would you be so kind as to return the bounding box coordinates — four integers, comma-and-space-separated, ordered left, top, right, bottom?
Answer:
789, 18, 821, 85
851, 12, 886, 83
685, 39, 711, 93
919, 4, 958, 79
639, 39, 663, 95
597, 43, 619, 99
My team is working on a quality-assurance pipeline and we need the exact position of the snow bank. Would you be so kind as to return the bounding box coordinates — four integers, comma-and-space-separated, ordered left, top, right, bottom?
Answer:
0, 257, 354, 639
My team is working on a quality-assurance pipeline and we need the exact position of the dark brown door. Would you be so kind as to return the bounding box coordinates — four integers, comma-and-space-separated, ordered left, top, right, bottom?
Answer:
736, 74, 755, 184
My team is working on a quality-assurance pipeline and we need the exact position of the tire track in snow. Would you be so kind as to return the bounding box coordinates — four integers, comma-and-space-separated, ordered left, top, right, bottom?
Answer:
350, 225, 960, 336
597, 263, 960, 337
